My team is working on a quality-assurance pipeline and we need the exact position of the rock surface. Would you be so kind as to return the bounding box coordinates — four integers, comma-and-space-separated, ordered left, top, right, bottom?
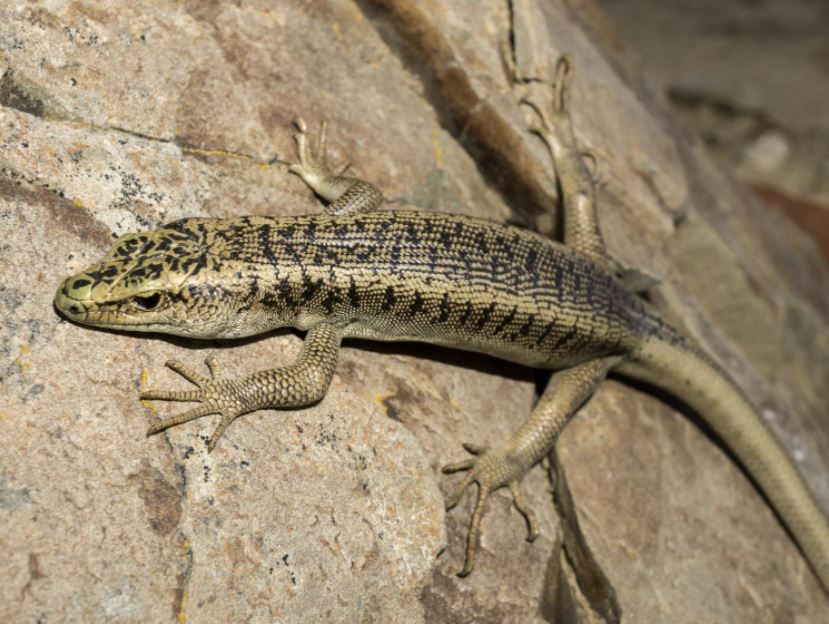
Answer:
0, 1, 827, 622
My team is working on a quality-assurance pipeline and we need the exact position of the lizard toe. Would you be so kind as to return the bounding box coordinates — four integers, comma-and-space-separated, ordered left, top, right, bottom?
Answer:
442, 443, 538, 575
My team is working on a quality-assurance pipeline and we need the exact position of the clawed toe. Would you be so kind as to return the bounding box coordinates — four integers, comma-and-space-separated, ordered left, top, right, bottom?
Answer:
509, 482, 540, 542
146, 403, 217, 437
293, 116, 309, 134
442, 458, 475, 474
444, 471, 476, 510
164, 359, 207, 387
551, 53, 573, 113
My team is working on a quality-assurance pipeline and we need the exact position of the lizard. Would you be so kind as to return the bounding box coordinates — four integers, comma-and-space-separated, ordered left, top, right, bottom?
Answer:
54, 56, 829, 590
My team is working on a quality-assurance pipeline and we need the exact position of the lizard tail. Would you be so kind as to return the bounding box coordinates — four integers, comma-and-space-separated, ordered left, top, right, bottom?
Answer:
615, 334, 829, 593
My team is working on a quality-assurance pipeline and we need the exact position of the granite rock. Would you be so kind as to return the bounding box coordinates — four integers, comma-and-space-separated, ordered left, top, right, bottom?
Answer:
0, 1, 827, 622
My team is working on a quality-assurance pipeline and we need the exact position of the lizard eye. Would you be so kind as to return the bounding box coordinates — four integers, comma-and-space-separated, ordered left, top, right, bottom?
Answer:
132, 292, 162, 310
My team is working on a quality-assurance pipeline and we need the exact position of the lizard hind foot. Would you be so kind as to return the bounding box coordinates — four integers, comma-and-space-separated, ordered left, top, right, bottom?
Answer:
520, 53, 575, 138
441, 442, 540, 576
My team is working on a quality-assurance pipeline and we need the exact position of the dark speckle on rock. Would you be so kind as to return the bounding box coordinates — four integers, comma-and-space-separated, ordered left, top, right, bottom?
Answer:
0, 471, 32, 511
25, 383, 45, 400
0, 69, 45, 117
131, 463, 183, 536
380, 395, 400, 421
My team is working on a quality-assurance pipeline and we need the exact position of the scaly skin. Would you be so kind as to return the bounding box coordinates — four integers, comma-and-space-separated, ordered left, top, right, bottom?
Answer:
54, 57, 829, 590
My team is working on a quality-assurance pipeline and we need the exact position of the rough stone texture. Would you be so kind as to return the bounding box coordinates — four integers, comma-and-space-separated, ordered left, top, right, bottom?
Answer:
0, 1, 827, 623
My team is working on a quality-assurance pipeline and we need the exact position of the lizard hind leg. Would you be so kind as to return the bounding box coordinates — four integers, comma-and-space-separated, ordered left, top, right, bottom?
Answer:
521, 55, 610, 268
441, 355, 622, 576
288, 117, 383, 215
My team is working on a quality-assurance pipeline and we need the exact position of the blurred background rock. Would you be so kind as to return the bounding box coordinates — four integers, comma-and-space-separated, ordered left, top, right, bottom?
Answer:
599, 0, 829, 259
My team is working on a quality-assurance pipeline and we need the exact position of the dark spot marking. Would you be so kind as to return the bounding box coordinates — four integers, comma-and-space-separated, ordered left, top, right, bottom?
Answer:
438, 229, 452, 249
409, 291, 424, 316
145, 263, 163, 280
475, 302, 496, 329
302, 278, 322, 302
321, 288, 341, 314
258, 225, 278, 268
458, 300, 473, 326
427, 250, 439, 272
277, 278, 295, 306
436, 292, 450, 323
406, 221, 417, 242
536, 320, 556, 345
348, 280, 359, 308
476, 231, 489, 254
525, 248, 537, 271
490, 255, 500, 275
492, 305, 517, 335
381, 286, 396, 312
550, 325, 579, 351
519, 313, 535, 336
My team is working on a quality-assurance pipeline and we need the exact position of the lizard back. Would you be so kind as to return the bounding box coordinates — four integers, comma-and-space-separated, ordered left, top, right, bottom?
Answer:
153, 210, 646, 367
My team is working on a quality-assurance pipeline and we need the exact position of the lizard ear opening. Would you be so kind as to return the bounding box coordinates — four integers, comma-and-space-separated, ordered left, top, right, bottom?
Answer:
131, 292, 162, 310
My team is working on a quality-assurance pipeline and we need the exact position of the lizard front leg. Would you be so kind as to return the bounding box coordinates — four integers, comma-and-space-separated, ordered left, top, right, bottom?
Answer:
142, 323, 341, 452
443, 355, 622, 575
289, 118, 384, 215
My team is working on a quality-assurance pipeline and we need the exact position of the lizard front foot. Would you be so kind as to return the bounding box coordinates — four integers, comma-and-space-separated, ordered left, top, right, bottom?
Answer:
142, 356, 257, 452
442, 442, 540, 576
288, 118, 382, 215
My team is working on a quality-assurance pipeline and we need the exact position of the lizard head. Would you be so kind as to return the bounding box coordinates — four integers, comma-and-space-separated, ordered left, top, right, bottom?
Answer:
55, 218, 288, 338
